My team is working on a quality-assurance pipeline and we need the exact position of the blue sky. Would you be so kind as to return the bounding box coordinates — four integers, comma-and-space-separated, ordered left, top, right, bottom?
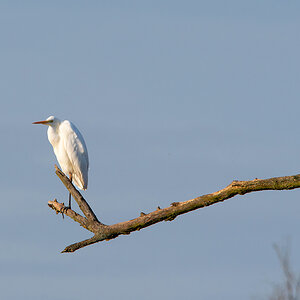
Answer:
1, 1, 300, 299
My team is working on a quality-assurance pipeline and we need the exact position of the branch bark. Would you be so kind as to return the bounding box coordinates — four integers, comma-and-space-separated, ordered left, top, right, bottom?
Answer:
48, 168, 300, 253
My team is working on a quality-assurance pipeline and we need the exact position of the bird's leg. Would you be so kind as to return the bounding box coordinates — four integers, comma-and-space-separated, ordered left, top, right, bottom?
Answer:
61, 172, 72, 217
68, 172, 73, 209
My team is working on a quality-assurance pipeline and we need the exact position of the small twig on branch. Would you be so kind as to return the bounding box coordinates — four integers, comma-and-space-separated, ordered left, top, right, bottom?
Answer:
48, 167, 300, 253
48, 199, 91, 231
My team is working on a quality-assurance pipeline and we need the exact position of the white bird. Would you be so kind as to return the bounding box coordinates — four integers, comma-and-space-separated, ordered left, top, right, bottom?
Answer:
33, 116, 89, 208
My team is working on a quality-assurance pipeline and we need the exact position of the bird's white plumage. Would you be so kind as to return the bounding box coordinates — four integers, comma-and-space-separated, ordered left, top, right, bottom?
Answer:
34, 116, 89, 190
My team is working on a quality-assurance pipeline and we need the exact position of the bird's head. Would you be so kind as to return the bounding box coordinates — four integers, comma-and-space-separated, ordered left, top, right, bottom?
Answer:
32, 116, 60, 126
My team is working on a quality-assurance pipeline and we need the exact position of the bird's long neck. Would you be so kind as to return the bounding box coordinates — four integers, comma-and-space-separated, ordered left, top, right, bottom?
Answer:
47, 126, 60, 148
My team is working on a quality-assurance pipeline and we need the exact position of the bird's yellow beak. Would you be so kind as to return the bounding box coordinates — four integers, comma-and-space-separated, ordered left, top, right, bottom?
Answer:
32, 120, 51, 125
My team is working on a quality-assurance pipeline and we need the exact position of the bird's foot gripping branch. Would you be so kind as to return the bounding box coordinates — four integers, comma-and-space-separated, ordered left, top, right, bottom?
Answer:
49, 165, 300, 253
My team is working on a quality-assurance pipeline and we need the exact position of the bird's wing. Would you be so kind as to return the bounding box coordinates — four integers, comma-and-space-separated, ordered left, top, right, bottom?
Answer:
60, 120, 89, 190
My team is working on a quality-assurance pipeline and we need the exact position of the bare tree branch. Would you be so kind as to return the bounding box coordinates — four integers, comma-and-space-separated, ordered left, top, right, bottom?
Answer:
48, 167, 300, 253
54, 165, 101, 224
270, 241, 300, 300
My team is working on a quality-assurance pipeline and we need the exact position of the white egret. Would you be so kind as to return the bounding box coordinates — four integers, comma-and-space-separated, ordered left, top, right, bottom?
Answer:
33, 116, 89, 208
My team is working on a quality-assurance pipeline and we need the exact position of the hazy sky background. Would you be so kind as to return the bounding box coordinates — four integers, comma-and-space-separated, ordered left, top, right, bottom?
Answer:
1, 1, 300, 299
